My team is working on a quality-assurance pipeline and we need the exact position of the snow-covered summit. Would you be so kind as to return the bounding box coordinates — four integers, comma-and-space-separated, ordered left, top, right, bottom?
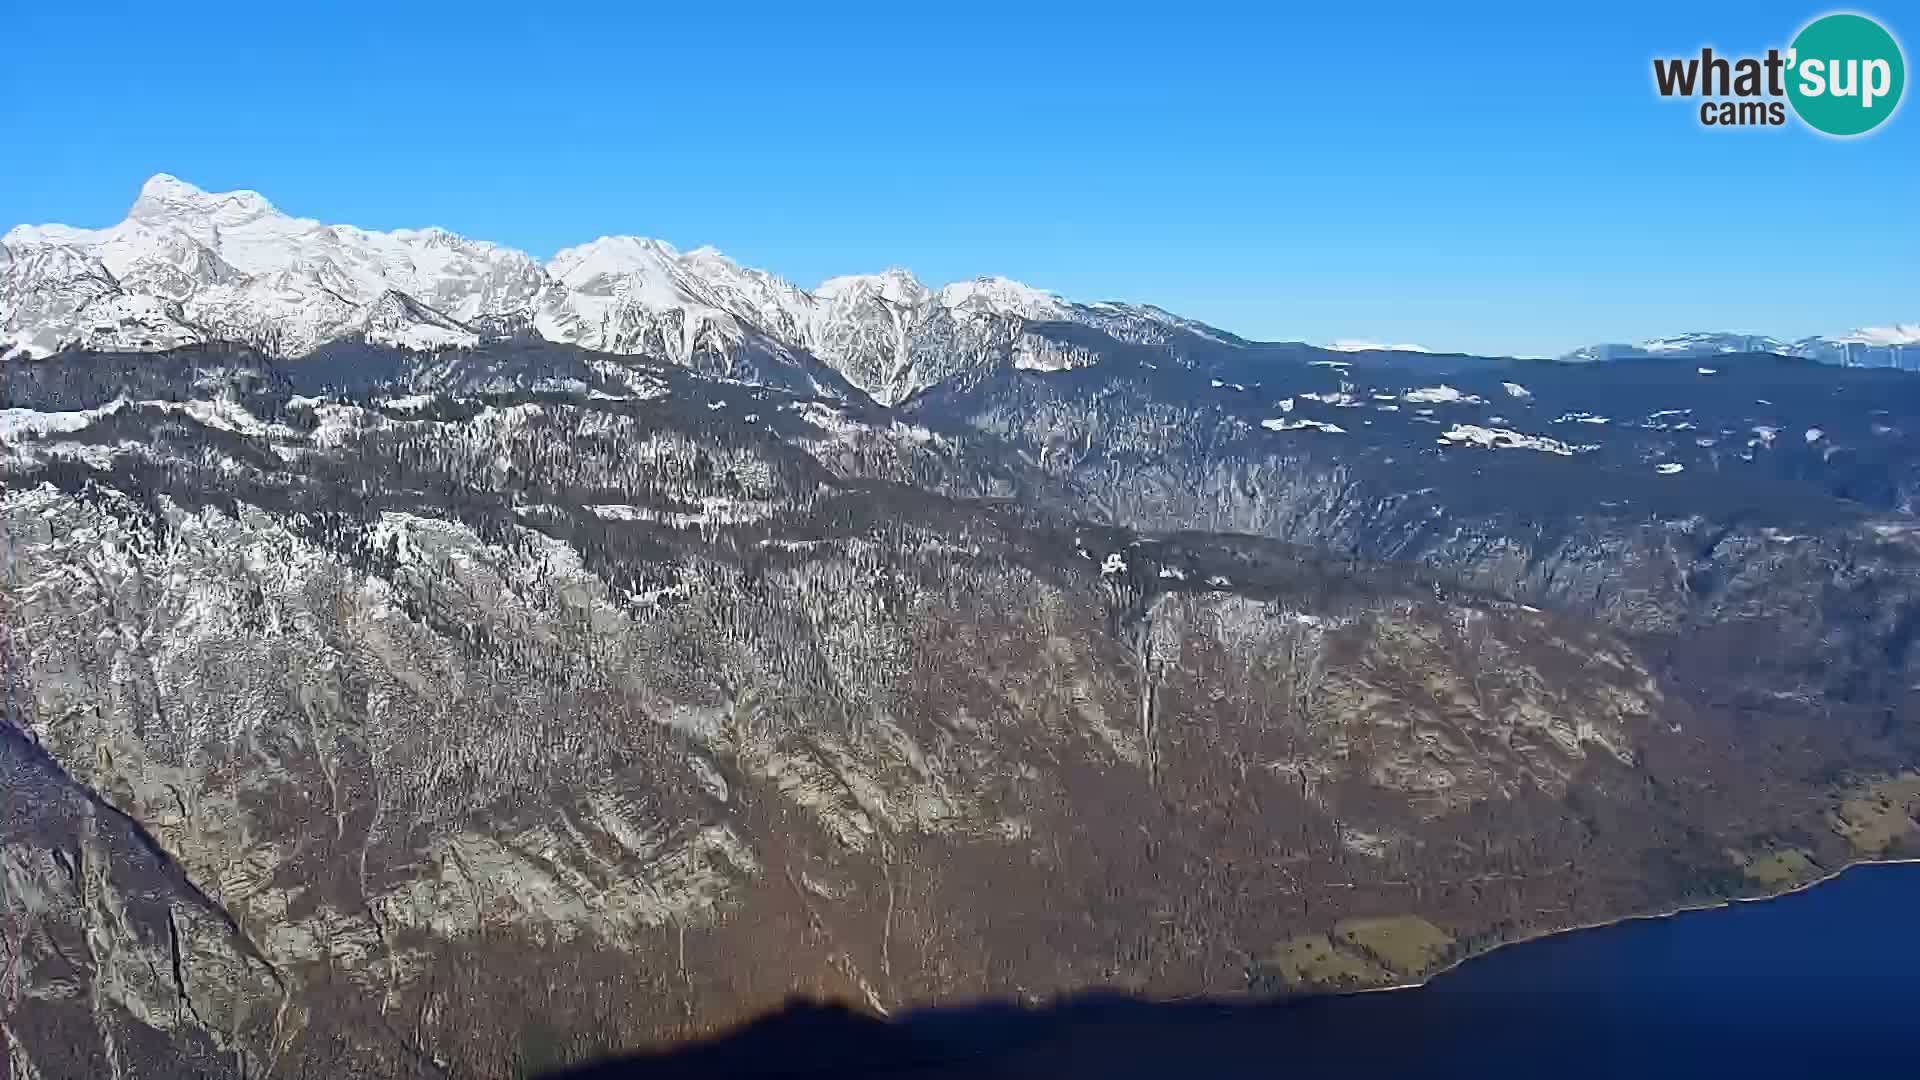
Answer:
127, 173, 280, 236
815, 267, 929, 307
937, 276, 1066, 320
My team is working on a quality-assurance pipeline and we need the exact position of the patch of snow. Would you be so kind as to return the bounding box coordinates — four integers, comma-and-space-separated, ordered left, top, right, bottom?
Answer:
1402, 384, 1484, 405
1100, 553, 1128, 575
1804, 427, 1824, 443
582, 361, 671, 401
3, 331, 48, 362
588, 498, 771, 528
1640, 409, 1698, 432
358, 292, 479, 351
69, 293, 205, 352
305, 403, 379, 449
1013, 346, 1092, 373
1697, 367, 1718, 375
473, 402, 545, 428
1261, 417, 1346, 434
1502, 382, 1532, 399
1301, 391, 1363, 407
1438, 424, 1592, 456
177, 397, 274, 436
1655, 463, 1685, 475
0, 399, 128, 440
1554, 412, 1610, 425
1327, 340, 1431, 353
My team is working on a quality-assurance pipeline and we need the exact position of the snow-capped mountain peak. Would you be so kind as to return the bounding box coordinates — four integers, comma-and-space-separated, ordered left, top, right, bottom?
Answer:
548, 236, 703, 306
127, 172, 279, 232
815, 267, 930, 307
936, 276, 1065, 320
549, 235, 677, 278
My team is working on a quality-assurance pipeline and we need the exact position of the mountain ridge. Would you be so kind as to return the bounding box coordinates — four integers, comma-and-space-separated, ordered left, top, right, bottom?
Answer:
2, 175, 1225, 404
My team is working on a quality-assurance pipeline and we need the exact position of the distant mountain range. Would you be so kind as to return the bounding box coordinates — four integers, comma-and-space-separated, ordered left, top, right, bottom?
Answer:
1563, 329, 1920, 369
6, 175, 1913, 402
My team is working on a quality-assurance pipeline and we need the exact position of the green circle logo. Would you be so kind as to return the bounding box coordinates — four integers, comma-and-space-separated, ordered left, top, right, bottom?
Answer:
1786, 13, 1906, 136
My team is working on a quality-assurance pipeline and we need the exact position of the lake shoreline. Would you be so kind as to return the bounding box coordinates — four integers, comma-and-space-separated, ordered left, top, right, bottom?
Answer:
1344, 856, 1920, 998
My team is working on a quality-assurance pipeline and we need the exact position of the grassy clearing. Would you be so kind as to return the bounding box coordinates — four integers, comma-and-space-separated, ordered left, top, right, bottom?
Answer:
1728, 846, 1819, 886
1267, 934, 1390, 988
1828, 773, 1920, 856
1332, 915, 1456, 975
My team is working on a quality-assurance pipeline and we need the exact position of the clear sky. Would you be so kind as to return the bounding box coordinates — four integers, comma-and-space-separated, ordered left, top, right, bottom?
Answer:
3, 0, 1913, 357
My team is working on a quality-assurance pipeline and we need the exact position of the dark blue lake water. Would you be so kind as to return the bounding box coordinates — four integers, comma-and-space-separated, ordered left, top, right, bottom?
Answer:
571, 863, 1920, 1079
1400, 860, 1920, 1075
919, 862, 1920, 1079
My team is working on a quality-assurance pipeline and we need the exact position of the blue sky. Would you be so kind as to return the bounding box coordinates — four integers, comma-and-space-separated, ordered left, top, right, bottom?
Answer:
3, 1, 1913, 357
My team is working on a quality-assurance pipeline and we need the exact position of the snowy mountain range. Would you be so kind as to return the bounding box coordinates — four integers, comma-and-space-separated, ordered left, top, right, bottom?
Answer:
1, 175, 1240, 405
4, 174, 1913, 403
1563, 326, 1920, 368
